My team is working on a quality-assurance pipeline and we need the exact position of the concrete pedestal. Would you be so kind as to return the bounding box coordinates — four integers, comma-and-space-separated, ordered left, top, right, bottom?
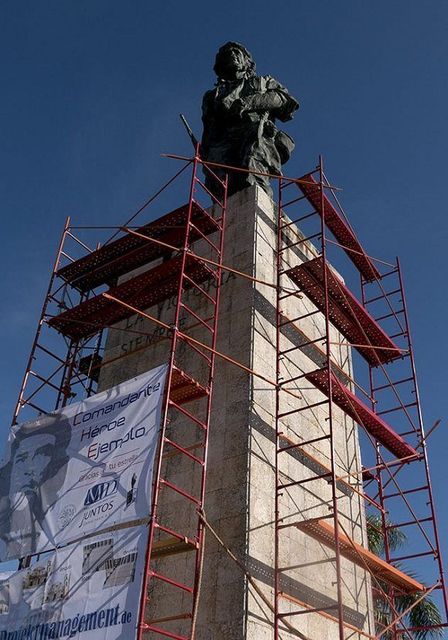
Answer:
98, 186, 374, 639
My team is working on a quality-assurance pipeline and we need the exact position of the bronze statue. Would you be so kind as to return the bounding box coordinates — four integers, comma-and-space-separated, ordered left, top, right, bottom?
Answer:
201, 42, 299, 198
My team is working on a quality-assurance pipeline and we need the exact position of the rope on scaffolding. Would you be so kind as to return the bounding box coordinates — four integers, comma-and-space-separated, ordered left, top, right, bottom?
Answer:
197, 508, 312, 640
190, 526, 206, 639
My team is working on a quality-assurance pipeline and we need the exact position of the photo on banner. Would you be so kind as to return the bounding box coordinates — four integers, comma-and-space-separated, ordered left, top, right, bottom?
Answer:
0, 364, 167, 561
0, 525, 148, 639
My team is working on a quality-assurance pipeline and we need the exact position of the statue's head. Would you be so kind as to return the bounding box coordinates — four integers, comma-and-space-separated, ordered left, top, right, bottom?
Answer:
213, 42, 256, 81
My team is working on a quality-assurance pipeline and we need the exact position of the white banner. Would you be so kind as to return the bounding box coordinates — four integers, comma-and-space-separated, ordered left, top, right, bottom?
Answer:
0, 526, 148, 640
0, 365, 167, 561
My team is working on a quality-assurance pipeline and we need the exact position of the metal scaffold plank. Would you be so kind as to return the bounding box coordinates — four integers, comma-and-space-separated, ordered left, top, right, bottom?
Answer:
286, 257, 401, 366
295, 518, 424, 594
297, 173, 380, 281
58, 201, 220, 291
49, 255, 216, 340
305, 368, 417, 459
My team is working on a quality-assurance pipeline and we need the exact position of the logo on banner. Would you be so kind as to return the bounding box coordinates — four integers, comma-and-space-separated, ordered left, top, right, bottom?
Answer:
58, 504, 76, 530
84, 479, 118, 506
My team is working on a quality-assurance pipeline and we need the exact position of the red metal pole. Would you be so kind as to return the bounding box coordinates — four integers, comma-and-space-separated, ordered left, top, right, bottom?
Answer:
319, 155, 345, 639
12, 216, 71, 425
274, 176, 283, 639
136, 147, 201, 640
396, 257, 448, 621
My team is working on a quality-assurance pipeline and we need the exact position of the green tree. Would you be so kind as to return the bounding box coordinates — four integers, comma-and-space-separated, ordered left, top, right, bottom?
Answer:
366, 514, 442, 640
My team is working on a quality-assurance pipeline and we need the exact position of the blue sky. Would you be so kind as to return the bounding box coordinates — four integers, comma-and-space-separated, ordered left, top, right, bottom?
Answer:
1, 0, 447, 630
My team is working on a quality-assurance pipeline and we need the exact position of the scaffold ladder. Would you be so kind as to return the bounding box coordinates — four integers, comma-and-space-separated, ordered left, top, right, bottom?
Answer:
137, 153, 228, 640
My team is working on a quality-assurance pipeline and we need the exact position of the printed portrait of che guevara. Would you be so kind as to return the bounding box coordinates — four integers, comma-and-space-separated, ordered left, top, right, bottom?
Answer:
0, 415, 71, 561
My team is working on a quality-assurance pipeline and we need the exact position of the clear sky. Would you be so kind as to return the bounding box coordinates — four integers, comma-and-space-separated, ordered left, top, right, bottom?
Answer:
1, 0, 447, 631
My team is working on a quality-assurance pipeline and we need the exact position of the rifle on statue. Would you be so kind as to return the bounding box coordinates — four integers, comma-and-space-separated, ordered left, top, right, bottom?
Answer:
179, 113, 199, 150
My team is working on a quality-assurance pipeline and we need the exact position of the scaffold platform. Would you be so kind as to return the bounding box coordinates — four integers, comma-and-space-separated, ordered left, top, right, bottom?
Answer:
296, 519, 424, 594
58, 201, 220, 291
298, 173, 380, 281
304, 368, 417, 459
49, 254, 216, 340
286, 256, 401, 366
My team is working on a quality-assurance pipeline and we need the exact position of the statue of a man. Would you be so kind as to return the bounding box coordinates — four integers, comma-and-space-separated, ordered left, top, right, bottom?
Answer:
201, 42, 299, 198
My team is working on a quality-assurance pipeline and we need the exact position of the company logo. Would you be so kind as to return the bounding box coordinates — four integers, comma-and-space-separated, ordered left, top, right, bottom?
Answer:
84, 479, 118, 506
58, 504, 76, 529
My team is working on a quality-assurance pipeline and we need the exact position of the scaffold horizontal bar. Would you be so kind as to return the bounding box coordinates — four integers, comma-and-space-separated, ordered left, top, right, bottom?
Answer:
142, 625, 188, 639
278, 604, 339, 618
159, 479, 201, 504
201, 161, 227, 188
383, 485, 428, 500
188, 220, 220, 253
386, 516, 433, 530
279, 366, 325, 386
281, 231, 322, 253
147, 571, 193, 594
389, 550, 436, 563
375, 267, 399, 280
151, 535, 197, 559
279, 336, 325, 357
146, 614, 192, 625
278, 434, 330, 452
29, 370, 63, 393
364, 288, 401, 304
163, 154, 340, 189
179, 335, 212, 365
375, 308, 405, 322
182, 273, 217, 305
193, 177, 224, 208
278, 290, 301, 302
180, 302, 214, 333
372, 376, 414, 392
377, 402, 418, 416
154, 522, 197, 546
278, 399, 328, 418
36, 342, 67, 364
280, 210, 317, 229
162, 440, 204, 461
163, 437, 204, 465
278, 513, 335, 530
20, 400, 47, 414
281, 193, 308, 208
278, 472, 332, 490
279, 310, 320, 325
168, 400, 208, 429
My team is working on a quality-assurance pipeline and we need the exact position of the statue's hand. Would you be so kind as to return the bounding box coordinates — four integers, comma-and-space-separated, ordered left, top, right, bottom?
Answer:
228, 98, 247, 118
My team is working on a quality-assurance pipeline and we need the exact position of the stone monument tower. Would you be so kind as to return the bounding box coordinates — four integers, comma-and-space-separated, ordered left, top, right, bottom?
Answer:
96, 182, 375, 638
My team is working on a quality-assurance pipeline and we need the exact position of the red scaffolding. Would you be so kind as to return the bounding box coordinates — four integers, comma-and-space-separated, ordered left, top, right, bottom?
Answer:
275, 160, 448, 639
10, 150, 448, 640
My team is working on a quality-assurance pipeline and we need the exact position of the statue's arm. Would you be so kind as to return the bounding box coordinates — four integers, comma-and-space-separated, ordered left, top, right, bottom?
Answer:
244, 76, 299, 122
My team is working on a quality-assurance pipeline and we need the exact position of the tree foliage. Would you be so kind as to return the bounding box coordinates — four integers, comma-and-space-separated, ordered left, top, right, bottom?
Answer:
366, 514, 442, 639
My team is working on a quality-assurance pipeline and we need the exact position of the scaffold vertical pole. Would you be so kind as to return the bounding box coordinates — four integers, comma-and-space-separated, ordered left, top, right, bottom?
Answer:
396, 257, 448, 621
318, 155, 345, 639
12, 216, 71, 425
